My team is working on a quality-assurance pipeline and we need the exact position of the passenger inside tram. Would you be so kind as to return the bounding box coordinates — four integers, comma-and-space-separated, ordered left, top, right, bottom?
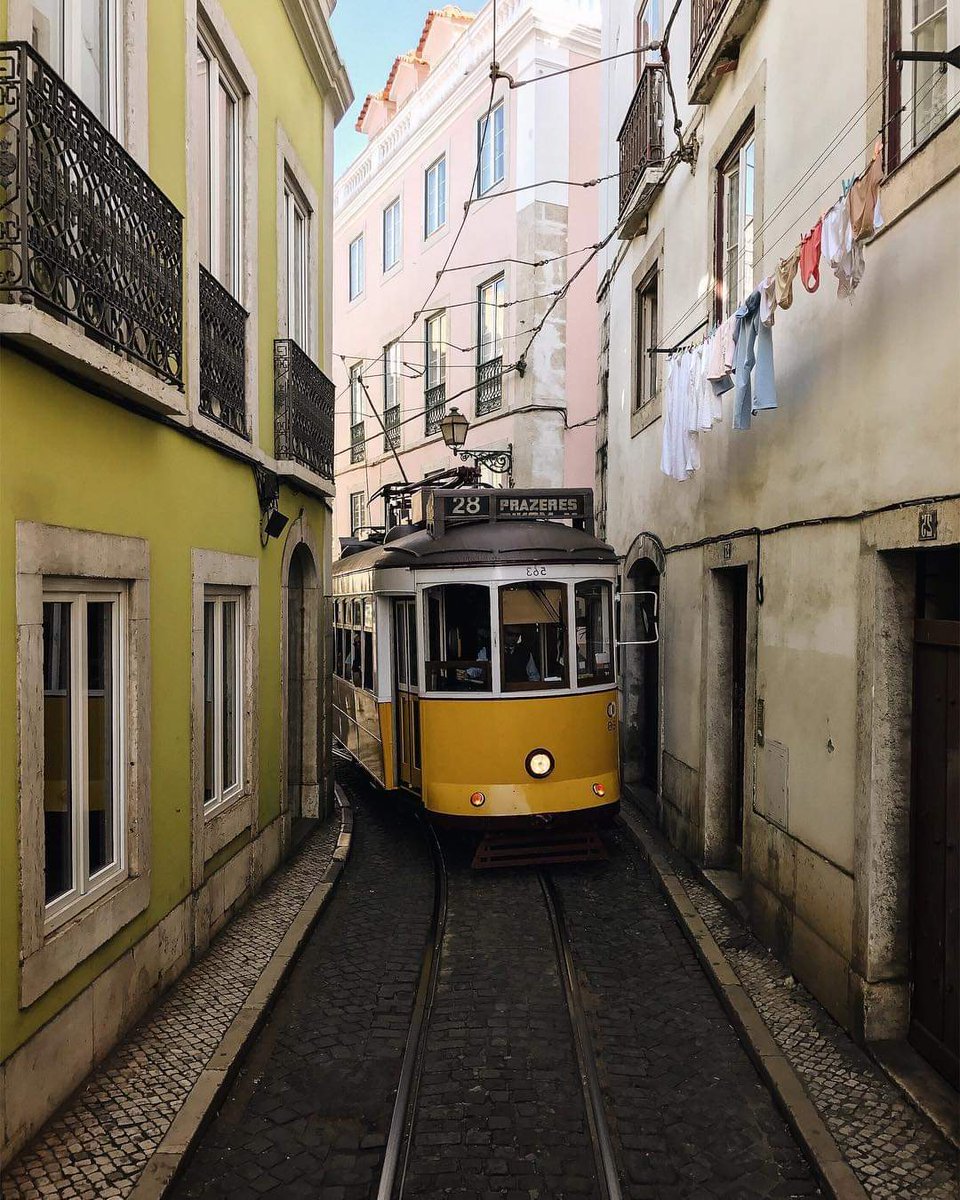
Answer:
500, 583, 566, 690
425, 583, 492, 691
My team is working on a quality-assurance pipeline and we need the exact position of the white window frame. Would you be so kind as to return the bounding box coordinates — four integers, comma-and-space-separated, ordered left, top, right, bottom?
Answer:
424, 155, 447, 237
196, 27, 244, 299
635, 266, 659, 409
384, 340, 401, 412
202, 587, 245, 813
348, 232, 365, 300
284, 170, 312, 350
349, 362, 364, 426
477, 275, 505, 364
719, 130, 755, 318
425, 311, 447, 389
900, 0, 959, 155
350, 491, 367, 537
41, 579, 126, 929
30, 0, 123, 134
382, 197, 402, 272
478, 102, 505, 195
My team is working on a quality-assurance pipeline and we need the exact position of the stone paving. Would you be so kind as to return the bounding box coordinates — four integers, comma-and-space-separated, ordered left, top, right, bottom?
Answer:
170, 772, 436, 1199
553, 825, 821, 1200
2, 814, 343, 1200
635, 814, 959, 1200
402, 855, 599, 1199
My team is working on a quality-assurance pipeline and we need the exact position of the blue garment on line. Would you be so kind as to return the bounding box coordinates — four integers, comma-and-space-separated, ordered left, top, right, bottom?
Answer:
732, 289, 777, 430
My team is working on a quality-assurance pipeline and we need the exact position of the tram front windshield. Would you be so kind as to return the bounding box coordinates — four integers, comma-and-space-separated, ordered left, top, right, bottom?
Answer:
500, 583, 567, 690
425, 583, 492, 691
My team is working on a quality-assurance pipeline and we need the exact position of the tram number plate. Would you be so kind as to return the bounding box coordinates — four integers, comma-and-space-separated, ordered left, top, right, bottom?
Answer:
446, 494, 492, 517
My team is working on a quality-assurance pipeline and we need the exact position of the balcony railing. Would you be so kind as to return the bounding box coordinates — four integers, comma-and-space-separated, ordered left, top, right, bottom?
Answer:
425, 382, 446, 435
618, 65, 665, 214
0, 42, 183, 385
383, 405, 400, 452
476, 355, 503, 416
199, 265, 247, 437
350, 420, 365, 463
274, 338, 334, 480
690, 0, 728, 73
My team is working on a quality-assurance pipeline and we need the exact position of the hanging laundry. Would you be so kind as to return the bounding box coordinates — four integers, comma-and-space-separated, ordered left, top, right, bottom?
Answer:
759, 275, 777, 327
691, 340, 722, 431
660, 350, 699, 481
775, 247, 800, 309
822, 197, 864, 298
799, 220, 822, 293
706, 314, 736, 396
849, 153, 884, 240
732, 289, 777, 431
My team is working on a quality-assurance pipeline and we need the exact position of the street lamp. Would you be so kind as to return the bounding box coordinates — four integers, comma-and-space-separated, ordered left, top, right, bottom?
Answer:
440, 406, 513, 477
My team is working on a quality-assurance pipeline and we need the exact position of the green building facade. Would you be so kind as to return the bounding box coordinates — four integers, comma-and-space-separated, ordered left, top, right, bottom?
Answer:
0, 0, 351, 1161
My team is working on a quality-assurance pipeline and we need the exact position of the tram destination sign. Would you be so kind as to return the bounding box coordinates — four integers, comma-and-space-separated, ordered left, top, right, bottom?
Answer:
426, 489, 594, 537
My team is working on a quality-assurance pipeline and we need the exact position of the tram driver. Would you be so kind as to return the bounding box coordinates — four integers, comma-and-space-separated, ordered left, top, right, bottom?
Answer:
504, 630, 541, 684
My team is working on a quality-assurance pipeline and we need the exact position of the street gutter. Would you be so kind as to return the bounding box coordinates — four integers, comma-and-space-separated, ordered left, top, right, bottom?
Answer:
618, 805, 870, 1200
129, 786, 354, 1200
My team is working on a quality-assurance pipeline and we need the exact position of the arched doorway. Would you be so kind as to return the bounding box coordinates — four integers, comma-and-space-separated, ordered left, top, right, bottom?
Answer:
284, 539, 321, 845
621, 536, 664, 814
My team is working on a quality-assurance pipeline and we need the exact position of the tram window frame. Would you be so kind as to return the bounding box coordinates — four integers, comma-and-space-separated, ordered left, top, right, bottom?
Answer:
574, 580, 614, 686
423, 583, 493, 693
499, 581, 569, 693
362, 598, 375, 693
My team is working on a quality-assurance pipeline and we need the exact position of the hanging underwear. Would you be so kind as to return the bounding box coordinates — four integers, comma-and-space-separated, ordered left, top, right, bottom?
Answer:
800, 220, 822, 293
775, 247, 800, 310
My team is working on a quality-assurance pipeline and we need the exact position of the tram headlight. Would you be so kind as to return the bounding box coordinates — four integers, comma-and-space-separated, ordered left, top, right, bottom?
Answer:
525, 749, 555, 779
592, 783, 606, 797
469, 791, 486, 807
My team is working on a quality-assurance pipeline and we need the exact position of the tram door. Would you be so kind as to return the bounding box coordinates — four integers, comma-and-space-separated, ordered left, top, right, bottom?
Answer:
394, 599, 422, 790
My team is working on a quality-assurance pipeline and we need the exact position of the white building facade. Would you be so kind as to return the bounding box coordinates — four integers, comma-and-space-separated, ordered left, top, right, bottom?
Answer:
598, 0, 960, 1087
332, 0, 602, 541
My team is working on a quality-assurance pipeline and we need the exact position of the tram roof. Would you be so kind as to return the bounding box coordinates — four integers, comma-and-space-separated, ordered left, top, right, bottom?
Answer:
333, 519, 617, 575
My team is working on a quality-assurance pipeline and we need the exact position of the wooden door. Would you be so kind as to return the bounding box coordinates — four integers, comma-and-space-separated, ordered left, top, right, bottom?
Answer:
394, 599, 421, 791
730, 567, 748, 862
909, 549, 959, 1086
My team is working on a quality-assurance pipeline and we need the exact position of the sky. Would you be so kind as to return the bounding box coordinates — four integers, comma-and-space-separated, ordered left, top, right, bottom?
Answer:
332, 0, 467, 177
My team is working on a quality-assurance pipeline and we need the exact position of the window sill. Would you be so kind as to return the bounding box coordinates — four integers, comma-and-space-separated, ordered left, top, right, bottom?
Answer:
423, 223, 449, 247
0, 305, 186, 419
204, 790, 255, 863
382, 261, 403, 279
20, 873, 150, 1008
631, 391, 663, 437
879, 109, 960, 235
687, 0, 765, 106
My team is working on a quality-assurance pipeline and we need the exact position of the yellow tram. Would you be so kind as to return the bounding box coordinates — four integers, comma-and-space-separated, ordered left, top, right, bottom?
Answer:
332, 487, 621, 826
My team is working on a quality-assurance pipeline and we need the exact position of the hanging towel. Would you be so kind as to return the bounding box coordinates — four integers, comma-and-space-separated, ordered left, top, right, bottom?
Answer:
732, 289, 777, 431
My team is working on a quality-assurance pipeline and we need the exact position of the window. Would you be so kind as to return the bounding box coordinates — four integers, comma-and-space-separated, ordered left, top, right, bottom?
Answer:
424, 584, 492, 691
892, 0, 960, 162
500, 583, 568, 691
383, 197, 402, 271
284, 173, 311, 349
350, 363, 364, 428
478, 275, 505, 365
195, 34, 243, 297
478, 103, 505, 195
362, 599, 375, 692
634, 267, 659, 409
424, 155, 447, 236
425, 312, 447, 390
348, 233, 365, 300
203, 590, 244, 809
384, 341, 401, 412
31, 0, 120, 131
635, 0, 662, 79
350, 491, 366, 537
717, 126, 755, 320
575, 582, 614, 686
42, 584, 125, 917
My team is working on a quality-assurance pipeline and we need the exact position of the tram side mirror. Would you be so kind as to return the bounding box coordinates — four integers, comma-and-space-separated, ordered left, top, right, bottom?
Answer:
615, 589, 659, 647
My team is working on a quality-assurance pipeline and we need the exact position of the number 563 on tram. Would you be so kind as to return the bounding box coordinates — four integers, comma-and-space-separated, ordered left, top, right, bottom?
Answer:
332, 487, 622, 827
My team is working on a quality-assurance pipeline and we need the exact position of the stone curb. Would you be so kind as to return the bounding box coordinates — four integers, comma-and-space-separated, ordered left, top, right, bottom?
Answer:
128, 788, 354, 1200
618, 806, 870, 1200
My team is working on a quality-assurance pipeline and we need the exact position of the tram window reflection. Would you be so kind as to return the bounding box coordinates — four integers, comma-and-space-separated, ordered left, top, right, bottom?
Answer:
500, 583, 568, 691
575, 581, 614, 685
424, 583, 491, 691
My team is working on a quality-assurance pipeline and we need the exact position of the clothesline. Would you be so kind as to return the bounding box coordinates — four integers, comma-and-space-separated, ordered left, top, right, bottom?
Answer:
660, 146, 886, 483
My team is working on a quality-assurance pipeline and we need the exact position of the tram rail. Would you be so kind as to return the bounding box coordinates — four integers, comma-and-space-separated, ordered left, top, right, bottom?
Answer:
376, 824, 624, 1200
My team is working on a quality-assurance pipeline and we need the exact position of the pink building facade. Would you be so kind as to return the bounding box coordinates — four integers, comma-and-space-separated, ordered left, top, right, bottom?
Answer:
333, 0, 601, 540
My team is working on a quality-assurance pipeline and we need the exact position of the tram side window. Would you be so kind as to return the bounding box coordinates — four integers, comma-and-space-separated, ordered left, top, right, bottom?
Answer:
500, 583, 568, 691
362, 598, 375, 692
424, 583, 491, 692
575, 581, 614, 685
334, 610, 345, 677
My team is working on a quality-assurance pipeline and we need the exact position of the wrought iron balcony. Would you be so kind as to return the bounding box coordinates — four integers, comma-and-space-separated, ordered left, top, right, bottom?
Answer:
425, 382, 446, 435
618, 65, 665, 215
688, 0, 762, 102
199, 265, 247, 438
476, 356, 503, 416
383, 405, 400, 452
0, 41, 183, 385
274, 338, 335, 480
690, 0, 728, 72
350, 420, 365, 463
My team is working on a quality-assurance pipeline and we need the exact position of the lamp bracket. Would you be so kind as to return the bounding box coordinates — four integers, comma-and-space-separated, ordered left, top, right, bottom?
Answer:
456, 445, 513, 475
254, 465, 280, 514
